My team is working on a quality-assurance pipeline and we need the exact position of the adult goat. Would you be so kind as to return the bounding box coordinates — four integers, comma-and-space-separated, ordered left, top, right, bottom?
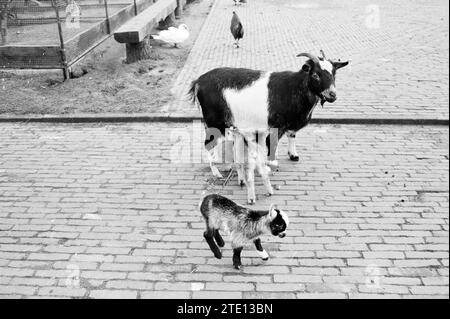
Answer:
190, 51, 349, 203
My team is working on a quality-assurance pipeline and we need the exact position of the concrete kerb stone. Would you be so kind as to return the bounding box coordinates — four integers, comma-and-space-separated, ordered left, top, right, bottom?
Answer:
0, 114, 447, 125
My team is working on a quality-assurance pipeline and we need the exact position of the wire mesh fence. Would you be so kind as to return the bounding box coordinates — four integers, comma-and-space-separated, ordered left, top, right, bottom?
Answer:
0, 0, 136, 73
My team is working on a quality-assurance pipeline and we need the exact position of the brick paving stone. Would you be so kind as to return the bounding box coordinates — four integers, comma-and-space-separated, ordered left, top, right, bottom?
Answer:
0, 123, 447, 299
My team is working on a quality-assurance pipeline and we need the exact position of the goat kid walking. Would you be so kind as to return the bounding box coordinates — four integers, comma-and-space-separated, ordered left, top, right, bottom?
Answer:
200, 194, 289, 270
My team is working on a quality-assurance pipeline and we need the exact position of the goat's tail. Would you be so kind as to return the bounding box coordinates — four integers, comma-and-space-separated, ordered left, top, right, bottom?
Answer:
198, 190, 207, 210
188, 80, 199, 105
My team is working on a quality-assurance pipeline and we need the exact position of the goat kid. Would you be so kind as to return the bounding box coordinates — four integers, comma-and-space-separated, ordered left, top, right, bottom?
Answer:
200, 194, 289, 270
190, 50, 349, 175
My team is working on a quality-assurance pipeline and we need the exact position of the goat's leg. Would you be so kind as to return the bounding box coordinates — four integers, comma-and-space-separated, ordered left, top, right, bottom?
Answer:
257, 133, 274, 196
204, 137, 223, 178
257, 162, 274, 197
207, 152, 223, 178
287, 131, 299, 161
232, 246, 243, 270
255, 154, 273, 197
203, 228, 222, 259
214, 229, 225, 248
266, 128, 284, 168
236, 165, 245, 187
231, 233, 246, 269
234, 133, 246, 187
204, 128, 225, 178
246, 155, 257, 205
254, 238, 269, 260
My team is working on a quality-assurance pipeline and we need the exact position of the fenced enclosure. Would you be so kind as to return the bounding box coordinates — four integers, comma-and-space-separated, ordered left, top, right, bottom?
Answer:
0, 0, 180, 79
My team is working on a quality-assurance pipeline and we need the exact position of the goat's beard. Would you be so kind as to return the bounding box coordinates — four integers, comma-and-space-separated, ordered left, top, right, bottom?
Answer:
320, 96, 327, 107
318, 93, 327, 107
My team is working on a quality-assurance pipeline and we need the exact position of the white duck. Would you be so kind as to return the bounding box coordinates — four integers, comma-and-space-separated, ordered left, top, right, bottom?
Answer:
233, 0, 247, 5
151, 24, 190, 48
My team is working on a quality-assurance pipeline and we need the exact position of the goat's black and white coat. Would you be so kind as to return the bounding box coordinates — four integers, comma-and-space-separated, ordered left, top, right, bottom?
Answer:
200, 194, 289, 269
190, 51, 349, 204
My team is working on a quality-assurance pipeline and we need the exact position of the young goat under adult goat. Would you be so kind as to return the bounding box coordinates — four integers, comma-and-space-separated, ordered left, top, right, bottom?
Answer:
200, 194, 289, 270
190, 51, 349, 204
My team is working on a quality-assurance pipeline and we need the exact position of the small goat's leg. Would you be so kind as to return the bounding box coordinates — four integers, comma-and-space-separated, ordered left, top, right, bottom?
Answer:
256, 158, 273, 197
287, 131, 299, 161
246, 156, 256, 205
266, 129, 281, 168
204, 229, 222, 259
214, 229, 225, 248
234, 133, 246, 187
232, 246, 243, 270
254, 238, 269, 260
204, 133, 224, 178
206, 149, 222, 178
257, 134, 274, 196
236, 165, 245, 187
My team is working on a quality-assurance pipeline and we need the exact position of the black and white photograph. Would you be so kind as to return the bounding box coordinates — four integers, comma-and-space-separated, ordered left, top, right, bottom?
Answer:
0, 0, 448, 302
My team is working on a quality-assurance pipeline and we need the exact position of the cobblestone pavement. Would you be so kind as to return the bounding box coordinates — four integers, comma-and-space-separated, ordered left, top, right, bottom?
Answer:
168, 0, 449, 121
0, 123, 448, 299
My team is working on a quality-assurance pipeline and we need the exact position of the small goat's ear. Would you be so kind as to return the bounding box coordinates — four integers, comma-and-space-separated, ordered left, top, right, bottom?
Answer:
269, 204, 278, 219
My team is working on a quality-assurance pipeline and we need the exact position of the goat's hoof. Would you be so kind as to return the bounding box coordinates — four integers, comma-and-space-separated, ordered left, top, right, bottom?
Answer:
258, 250, 270, 260
288, 153, 300, 162
265, 192, 273, 197
214, 252, 222, 259
266, 160, 279, 168
233, 264, 242, 270
248, 199, 256, 205
238, 180, 245, 187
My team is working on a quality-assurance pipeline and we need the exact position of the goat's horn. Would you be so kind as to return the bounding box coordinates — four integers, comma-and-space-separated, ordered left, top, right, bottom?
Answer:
319, 49, 326, 60
296, 53, 321, 65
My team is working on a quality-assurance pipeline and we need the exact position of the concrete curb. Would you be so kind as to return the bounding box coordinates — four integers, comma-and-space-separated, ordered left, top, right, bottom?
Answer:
0, 114, 448, 126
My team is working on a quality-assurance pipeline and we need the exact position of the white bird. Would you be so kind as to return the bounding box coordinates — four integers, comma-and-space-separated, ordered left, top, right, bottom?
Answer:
151, 24, 189, 48
233, 0, 247, 5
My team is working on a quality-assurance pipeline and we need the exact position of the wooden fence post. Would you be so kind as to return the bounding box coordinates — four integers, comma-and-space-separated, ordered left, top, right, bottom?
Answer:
175, 0, 182, 19
52, 0, 69, 80
103, 0, 111, 34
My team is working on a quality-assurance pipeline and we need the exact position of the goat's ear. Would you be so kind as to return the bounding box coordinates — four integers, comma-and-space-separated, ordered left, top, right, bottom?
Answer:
301, 64, 311, 73
333, 60, 349, 70
269, 204, 277, 219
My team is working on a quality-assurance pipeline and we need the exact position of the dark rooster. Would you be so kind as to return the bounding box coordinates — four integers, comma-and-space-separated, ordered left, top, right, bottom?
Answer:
230, 11, 244, 48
